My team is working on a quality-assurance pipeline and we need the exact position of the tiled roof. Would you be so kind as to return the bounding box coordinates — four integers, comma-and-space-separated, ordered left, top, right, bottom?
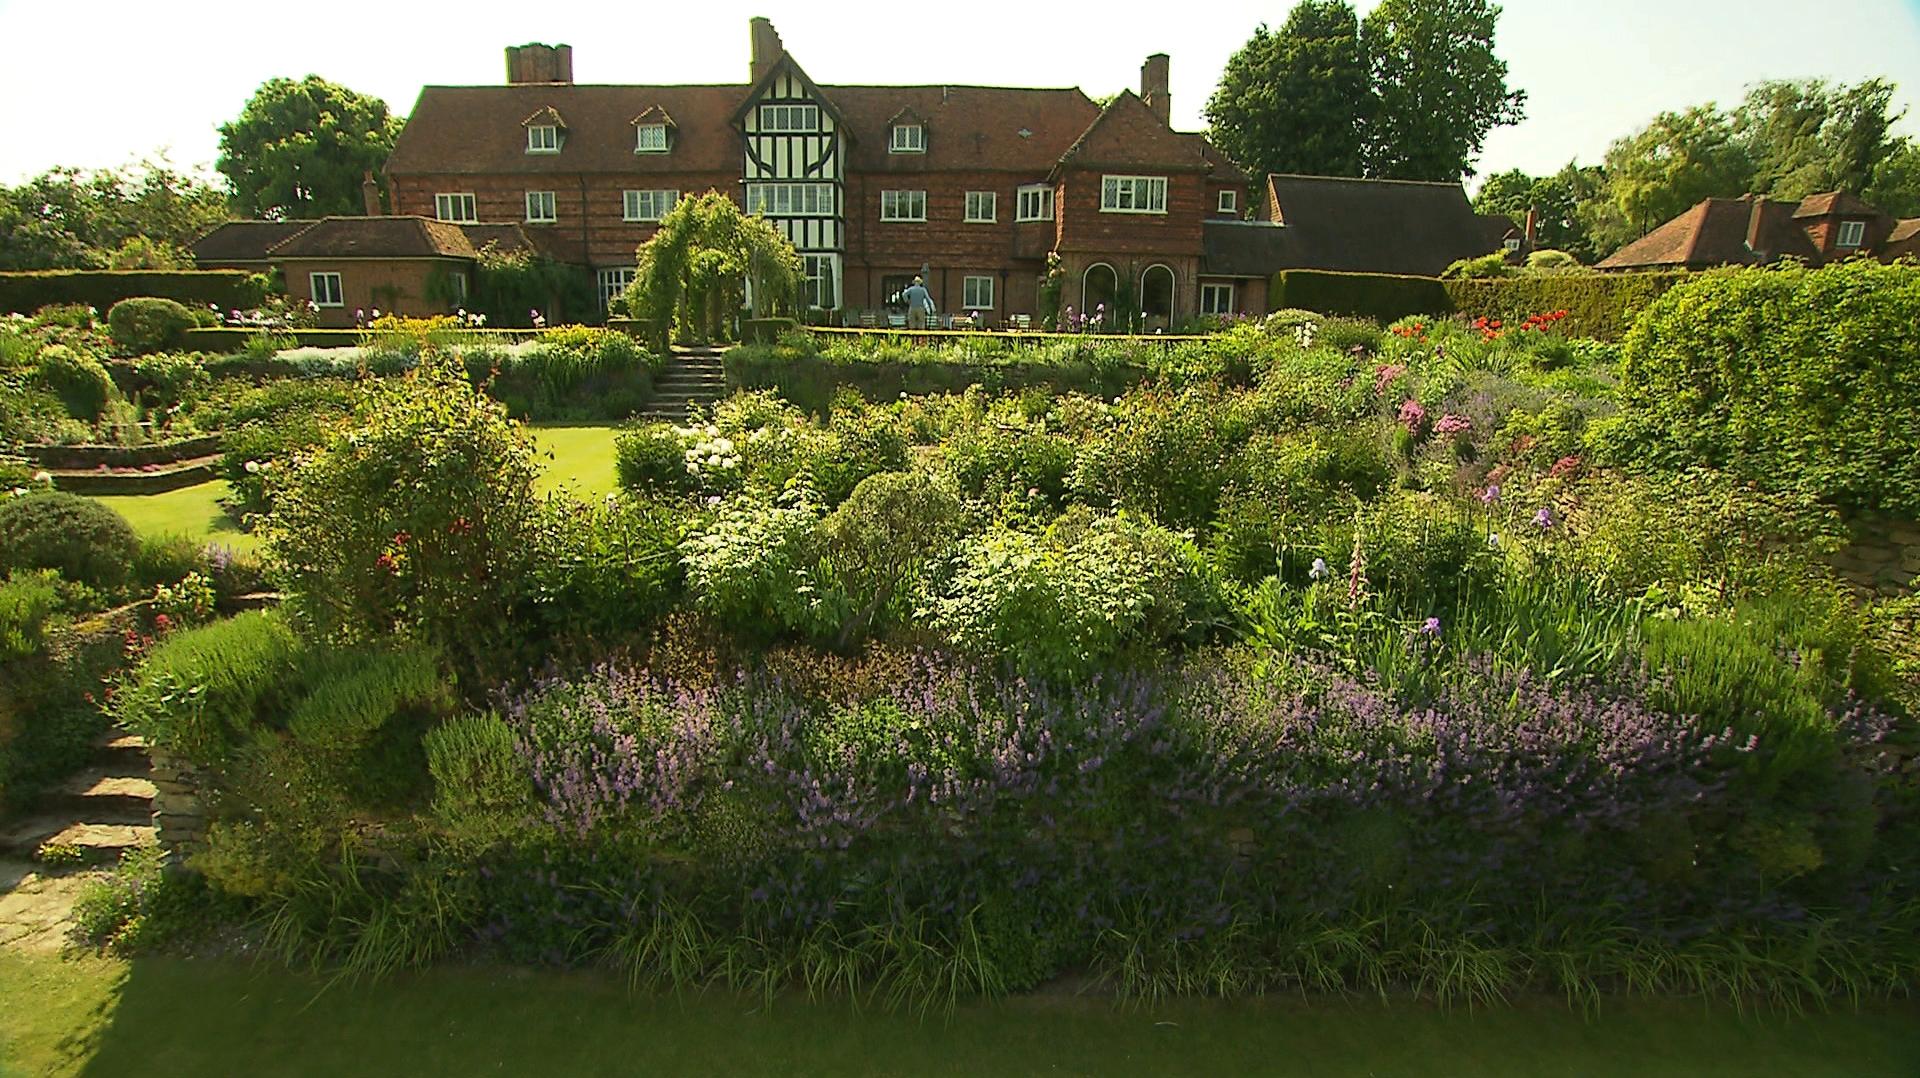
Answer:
388, 84, 750, 176
1596, 197, 1821, 270
267, 217, 479, 259
835, 86, 1098, 173
1200, 220, 1291, 276
1793, 190, 1880, 219
190, 220, 318, 264
1885, 218, 1920, 260
1259, 174, 1506, 276
1054, 91, 1213, 176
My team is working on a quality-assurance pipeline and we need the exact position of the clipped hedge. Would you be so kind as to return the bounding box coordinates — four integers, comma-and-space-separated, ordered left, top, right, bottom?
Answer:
726, 348, 1148, 414
1445, 272, 1688, 341
0, 271, 268, 316
1267, 270, 1452, 324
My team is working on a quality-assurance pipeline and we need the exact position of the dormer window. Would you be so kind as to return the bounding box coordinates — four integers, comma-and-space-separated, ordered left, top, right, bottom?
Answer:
1217, 190, 1237, 215
1837, 220, 1866, 248
1504, 236, 1523, 253
635, 124, 669, 154
890, 124, 925, 154
527, 124, 560, 153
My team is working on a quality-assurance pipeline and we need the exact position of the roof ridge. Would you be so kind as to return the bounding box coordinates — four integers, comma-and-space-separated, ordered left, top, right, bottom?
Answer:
1267, 172, 1462, 188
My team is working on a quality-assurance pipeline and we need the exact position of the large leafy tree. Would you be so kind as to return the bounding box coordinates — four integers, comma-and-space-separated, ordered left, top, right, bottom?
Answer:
1204, 1, 1370, 188
1471, 165, 1599, 262
1735, 79, 1904, 199
1595, 105, 1754, 250
0, 160, 228, 270
218, 76, 403, 218
1359, 0, 1526, 180
626, 191, 802, 347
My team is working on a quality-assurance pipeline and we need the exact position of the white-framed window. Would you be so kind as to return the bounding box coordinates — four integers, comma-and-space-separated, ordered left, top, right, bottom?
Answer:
889, 124, 925, 153
880, 190, 927, 221
1837, 220, 1867, 248
309, 272, 343, 307
635, 124, 669, 153
1016, 184, 1054, 222
962, 275, 995, 309
964, 191, 997, 223
801, 253, 838, 310
525, 190, 557, 223
434, 193, 477, 223
743, 183, 835, 216
597, 267, 636, 310
1503, 236, 1522, 253
758, 104, 819, 133
1100, 175, 1168, 214
1217, 189, 1237, 215
623, 189, 680, 222
1199, 282, 1234, 315
526, 124, 559, 153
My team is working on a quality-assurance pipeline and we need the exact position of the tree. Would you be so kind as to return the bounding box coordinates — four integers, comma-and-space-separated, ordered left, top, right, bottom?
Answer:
1359, 0, 1526, 180
1865, 140, 1920, 218
624, 191, 802, 348
1205, 2, 1370, 190
218, 76, 403, 218
1735, 79, 1904, 199
1472, 165, 1601, 263
0, 160, 228, 270
1596, 106, 1753, 248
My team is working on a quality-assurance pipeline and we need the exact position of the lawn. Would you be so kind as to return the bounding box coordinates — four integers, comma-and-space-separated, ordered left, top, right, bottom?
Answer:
2, 951, 1918, 1078
85, 426, 624, 547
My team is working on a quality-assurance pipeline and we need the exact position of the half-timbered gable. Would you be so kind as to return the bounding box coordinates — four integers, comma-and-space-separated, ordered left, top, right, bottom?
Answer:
734, 55, 847, 307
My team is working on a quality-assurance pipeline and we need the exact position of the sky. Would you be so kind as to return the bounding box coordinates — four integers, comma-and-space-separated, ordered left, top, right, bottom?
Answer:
1, 0, 1916, 189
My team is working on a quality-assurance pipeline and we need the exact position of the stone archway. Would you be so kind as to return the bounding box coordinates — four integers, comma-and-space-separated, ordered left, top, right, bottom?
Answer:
1081, 263, 1118, 329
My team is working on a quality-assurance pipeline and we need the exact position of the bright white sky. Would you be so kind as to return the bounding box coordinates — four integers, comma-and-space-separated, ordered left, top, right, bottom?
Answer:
2, 0, 1916, 188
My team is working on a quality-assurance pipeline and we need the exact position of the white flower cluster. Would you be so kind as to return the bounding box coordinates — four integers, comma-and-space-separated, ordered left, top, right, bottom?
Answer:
677, 423, 740, 475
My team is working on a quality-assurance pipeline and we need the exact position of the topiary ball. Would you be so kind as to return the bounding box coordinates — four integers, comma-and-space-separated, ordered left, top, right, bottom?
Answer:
0, 491, 139, 590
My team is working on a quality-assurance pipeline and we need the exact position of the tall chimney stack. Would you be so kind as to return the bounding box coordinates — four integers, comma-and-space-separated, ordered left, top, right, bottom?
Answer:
361, 171, 382, 216
505, 43, 573, 85
750, 18, 785, 83
1141, 54, 1170, 123
1745, 195, 1769, 256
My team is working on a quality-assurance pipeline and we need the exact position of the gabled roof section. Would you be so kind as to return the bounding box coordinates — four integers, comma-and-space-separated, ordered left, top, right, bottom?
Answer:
266, 217, 479, 260
1793, 190, 1879, 219
521, 105, 567, 129
833, 85, 1096, 172
1597, 196, 1822, 270
387, 85, 745, 176
631, 105, 675, 127
730, 53, 848, 132
190, 220, 318, 264
1052, 91, 1211, 179
1259, 174, 1510, 277
885, 105, 926, 127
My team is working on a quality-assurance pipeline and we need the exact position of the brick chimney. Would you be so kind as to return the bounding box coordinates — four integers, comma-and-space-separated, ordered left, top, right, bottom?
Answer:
506, 43, 573, 85
1745, 195, 1769, 256
361, 171, 381, 216
750, 18, 785, 83
1140, 54, 1170, 123
1523, 206, 1538, 250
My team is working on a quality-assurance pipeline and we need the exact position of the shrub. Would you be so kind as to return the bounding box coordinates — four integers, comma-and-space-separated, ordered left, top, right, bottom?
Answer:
260, 355, 542, 676
32, 303, 97, 329
106, 297, 199, 355
1267, 270, 1452, 324
0, 270, 266, 317
1441, 252, 1516, 280
33, 344, 115, 420
614, 423, 705, 498
525, 494, 686, 643
0, 570, 64, 661
1525, 249, 1582, 271
424, 713, 535, 842
820, 470, 965, 645
285, 644, 448, 755
1071, 386, 1244, 531
1446, 271, 1688, 342
681, 490, 843, 642
126, 352, 211, 410
0, 491, 139, 591
926, 509, 1221, 675
1615, 261, 1920, 515
116, 609, 305, 763
70, 845, 210, 955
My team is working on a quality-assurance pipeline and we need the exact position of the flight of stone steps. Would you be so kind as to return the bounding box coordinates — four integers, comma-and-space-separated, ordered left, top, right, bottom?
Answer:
633, 348, 729, 423
0, 733, 156, 866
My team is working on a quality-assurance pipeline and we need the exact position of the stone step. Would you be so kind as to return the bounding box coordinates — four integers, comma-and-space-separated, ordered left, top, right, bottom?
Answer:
0, 818, 157, 865
41, 771, 156, 825
94, 733, 151, 773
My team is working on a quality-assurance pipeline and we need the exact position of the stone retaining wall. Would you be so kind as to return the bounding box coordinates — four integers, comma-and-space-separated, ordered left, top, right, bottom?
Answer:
148, 747, 210, 859
1833, 517, 1920, 596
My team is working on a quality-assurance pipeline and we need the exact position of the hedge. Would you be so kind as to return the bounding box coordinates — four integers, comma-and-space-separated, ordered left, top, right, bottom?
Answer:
1444, 272, 1689, 341
0, 271, 269, 315
182, 327, 558, 353
726, 349, 1149, 415
1267, 270, 1452, 324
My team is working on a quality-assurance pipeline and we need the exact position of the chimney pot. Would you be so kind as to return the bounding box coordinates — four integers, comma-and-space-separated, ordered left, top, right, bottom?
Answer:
361, 170, 381, 216
1141, 54, 1170, 124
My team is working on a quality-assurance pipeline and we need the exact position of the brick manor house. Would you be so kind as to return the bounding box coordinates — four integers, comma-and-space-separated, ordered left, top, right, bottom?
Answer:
197, 19, 1514, 328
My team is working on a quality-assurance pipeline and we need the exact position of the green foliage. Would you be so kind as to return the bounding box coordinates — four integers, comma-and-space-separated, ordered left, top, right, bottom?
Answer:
0, 159, 231, 272
525, 494, 685, 643
1071, 386, 1244, 530
1444, 271, 1687, 341
1359, 0, 1526, 180
424, 714, 535, 843
217, 75, 403, 218
70, 846, 214, 955
1471, 166, 1599, 263
1268, 270, 1451, 323
681, 490, 843, 642
260, 355, 542, 676
1205, 1, 1370, 188
1614, 261, 1920, 515
107, 297, 198, 354
285, 645, 448, 753
0, 492, 138, 591
468, 245, 598, 329
33, 344, 115, 419
0, 270, 266, 317
926, 509, 1222, 675
126, 351, 212, 410
116, 609, 305, 762
626, 191, 802, 347
820, 471, 966, 645
1440, 252, 1514, 280
0, 570, 64, 661
614, 423, 706, 498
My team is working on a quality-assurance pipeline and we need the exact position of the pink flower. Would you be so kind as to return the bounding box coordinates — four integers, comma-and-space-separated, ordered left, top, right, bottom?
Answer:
1373, 363, 1408, 393
1397, 398, 1427, 431
1434, 413, 1472, 436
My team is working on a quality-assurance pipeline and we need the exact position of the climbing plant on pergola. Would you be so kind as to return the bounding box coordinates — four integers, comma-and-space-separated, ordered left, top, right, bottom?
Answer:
624, 190, 802, 348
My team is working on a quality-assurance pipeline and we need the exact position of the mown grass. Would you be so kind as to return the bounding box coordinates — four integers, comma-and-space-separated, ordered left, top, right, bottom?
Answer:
82, 426, 624, 547
2, 950, 1917, 1077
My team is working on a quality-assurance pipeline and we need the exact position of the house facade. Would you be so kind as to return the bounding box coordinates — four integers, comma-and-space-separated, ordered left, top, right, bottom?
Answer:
1596, 190, 1920, 271
379, 20, 1254, 326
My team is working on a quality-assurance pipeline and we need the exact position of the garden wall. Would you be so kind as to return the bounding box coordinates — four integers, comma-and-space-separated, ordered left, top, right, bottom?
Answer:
1833, 516, 1920, 595
0, 271, 268, 315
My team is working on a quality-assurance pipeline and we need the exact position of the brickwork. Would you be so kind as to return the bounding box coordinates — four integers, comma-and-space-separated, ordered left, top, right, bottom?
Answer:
281, 257, 467, 326
390, 172, 740, 268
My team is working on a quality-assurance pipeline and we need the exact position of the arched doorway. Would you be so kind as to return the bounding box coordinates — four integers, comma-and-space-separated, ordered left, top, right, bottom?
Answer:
1140, 264, 1175, 330
1081, 263, 1118, 329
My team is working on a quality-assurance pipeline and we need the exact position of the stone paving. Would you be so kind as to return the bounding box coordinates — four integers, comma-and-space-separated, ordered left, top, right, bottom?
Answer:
0, 859, 104, 954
